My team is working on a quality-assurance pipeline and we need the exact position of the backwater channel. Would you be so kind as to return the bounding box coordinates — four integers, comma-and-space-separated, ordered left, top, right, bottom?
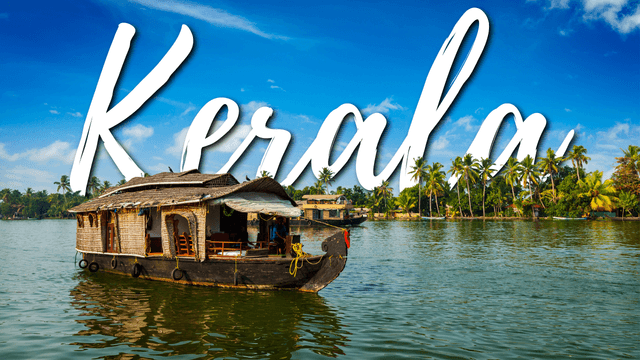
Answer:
0, 219, 638, 359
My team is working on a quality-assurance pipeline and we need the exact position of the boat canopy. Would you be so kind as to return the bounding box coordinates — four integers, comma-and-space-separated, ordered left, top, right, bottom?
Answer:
212, 193, 302, 217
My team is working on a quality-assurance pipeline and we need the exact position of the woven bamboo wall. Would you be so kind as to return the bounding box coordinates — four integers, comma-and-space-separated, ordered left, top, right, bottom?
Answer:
114, 209, 146, 256
75, 213, 103, 252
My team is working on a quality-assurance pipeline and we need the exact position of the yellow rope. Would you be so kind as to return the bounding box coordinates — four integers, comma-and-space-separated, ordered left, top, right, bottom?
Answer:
175, 256, 179, 270
289, 243, 306, 277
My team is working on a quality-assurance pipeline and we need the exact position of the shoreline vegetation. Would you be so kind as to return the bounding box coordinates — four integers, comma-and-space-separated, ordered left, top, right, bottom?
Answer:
2, 145, 639, 221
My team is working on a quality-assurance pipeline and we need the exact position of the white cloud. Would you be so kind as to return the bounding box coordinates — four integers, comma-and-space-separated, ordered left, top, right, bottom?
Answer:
49, 110, 60, 115
67, 111, 83, 117
297, 115, 316, 124
166, 127, 190, 157
129, 0, 289, 40
564, 108, 572, 112
335, 141, 348, 151
121, 124, 154, 152
270, 85, 285, 91
541, 0, 640, 34
3, 166, 55, 184
453, 115, 479, 132
581, 0, 640, 34
548, 0, 571, 9
215, 124, 252, 153
241, 101, 270, 116
180, 105, 197, 117
579, 121, 640, 178
0, 141, 75, 164
267, 79, 275, 83
123, 124, 154, 141
147, 162, 174, 174
432, 136, 450, 150
362, 97, 405, 116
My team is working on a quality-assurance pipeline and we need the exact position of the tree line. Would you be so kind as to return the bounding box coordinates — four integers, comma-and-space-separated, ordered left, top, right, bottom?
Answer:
0, 175, 125, 219
281, 145, 640, 219
1, 145, 638, 219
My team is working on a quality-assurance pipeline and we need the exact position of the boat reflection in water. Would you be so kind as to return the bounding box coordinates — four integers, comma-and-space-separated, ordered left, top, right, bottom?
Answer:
69, 272, 348, 358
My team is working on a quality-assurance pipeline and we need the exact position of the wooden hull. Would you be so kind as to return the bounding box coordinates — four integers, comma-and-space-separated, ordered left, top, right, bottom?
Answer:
553, 217, 587, 220
78, 232, 348, 293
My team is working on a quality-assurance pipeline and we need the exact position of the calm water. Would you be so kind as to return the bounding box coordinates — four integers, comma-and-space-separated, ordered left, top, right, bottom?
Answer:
1, 219, 638, 359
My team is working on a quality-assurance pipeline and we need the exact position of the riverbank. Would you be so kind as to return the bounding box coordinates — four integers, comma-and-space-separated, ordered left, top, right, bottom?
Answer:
367, 214, 640, 221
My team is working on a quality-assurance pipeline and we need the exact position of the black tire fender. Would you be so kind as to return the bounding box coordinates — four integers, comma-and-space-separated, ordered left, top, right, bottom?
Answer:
306, 220, 311, 225
110, 258, 117, 269
131, 263, 142, 278
88, 261, 99, 272
79, 259, 88, 269
172, 268, 184, 281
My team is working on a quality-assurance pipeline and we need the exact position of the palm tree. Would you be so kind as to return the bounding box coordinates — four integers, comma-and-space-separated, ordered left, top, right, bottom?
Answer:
538, 148, 562, 204
117, 179, 127, 186
566, 145, 590, 181
577, 170, 618, 213
448, 156, 465, 217
425, 162, 445, 216
409, 157, 428, 217
101, 180, 112, 195
318, 167, 335, 192
432, 164, 447, 216
87, 176, 101, 198
519, 155, 540, 202
54, 175, 71, 203
461, 154, 479, 217
477, 157, 496, 217
376, 180, 393, 210
396, 192, 417, 216
260, 170, 273, 178
312, 180, 326, 195
618, 190, 639, 220
621, 145, 640, 180
504, 157, 521, 202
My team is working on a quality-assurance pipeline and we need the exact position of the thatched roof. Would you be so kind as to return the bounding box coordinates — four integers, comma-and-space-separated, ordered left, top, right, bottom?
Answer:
69, 170, 295, 213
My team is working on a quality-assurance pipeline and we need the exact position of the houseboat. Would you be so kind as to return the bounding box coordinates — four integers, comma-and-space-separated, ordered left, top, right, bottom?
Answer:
254, 194, 366, 227
69, 170, 349, 292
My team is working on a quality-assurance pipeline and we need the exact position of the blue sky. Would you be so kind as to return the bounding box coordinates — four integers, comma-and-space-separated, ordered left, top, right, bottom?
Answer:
1, 0, 638, 195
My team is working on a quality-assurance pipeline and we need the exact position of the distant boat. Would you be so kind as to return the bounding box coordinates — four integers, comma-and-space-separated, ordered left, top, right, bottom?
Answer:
553, 216, 587, 220
422, 216, 446, 220
250, 194, 367, 227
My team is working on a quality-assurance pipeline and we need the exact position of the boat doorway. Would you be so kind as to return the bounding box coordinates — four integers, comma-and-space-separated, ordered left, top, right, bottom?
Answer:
167, 214, 194, 256
144, 208, 163, 255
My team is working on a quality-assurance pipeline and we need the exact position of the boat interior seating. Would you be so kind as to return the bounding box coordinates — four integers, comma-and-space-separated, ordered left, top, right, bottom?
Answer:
175, 232, 195, 256
206, 232, 251, 257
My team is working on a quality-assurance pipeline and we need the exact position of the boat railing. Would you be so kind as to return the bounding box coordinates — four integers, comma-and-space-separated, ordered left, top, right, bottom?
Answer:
206, 240, 252, 257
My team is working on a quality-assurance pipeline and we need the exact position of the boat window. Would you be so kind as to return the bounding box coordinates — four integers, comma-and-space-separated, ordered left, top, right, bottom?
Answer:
76, 214, 84, 228
105, 211, 117, 253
